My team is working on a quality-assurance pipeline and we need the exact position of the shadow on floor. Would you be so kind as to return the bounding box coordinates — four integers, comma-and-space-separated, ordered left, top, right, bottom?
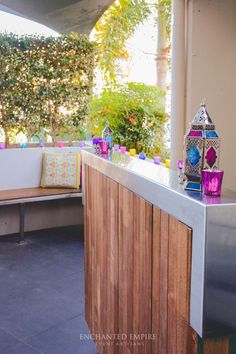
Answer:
0, 226, 97, 354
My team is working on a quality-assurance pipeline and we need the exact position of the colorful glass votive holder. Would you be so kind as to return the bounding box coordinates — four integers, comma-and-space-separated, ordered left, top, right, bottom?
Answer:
99, 140, 109, 156
177, 160, 183, 170
39, 139, 44, 148
113, 144, 120, 151
20, 143, 27, 149
139, 152, 146, 160
154, 156, 161, 165
202, 169, 224, 196
79, 141, 86, 147
58, 141, 64, 148
0, 143, 5, 149
129, 148, 136, 157
165, 159, 170, 168
120, 146, 126, 154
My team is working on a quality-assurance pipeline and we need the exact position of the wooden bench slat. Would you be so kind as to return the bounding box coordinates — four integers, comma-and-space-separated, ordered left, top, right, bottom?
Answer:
0, 187, 81, 202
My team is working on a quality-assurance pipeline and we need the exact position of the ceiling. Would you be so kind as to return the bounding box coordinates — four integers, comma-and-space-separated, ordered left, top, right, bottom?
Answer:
0, 0, 114, 34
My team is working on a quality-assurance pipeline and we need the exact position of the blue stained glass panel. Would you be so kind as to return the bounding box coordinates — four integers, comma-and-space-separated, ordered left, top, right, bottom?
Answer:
187, 146, 201, 166
204, 131, 218, 138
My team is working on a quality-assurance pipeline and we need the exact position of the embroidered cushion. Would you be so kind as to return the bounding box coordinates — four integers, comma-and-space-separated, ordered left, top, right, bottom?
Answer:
41, 152, 80, 188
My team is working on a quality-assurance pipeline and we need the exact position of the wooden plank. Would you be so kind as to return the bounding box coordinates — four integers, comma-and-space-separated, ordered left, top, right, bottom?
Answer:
85, 165, 119, 354
203, 338, 229, 354
158, 210, 169, 354
84, 165, 92, 329
103, 176, 119, 354
152, 207, 197, 354
133, 195, 152, 354
167, 216, 178, 354
152, 207, 161, 354
175, 221, 197, 354
93, 168, 103, 353
109, 178, 119, 353
118, 185, 134, 354
0, 187, 80, 201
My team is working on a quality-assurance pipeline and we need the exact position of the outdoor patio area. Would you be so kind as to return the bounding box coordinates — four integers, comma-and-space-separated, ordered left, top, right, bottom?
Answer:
0, 226, 97, 354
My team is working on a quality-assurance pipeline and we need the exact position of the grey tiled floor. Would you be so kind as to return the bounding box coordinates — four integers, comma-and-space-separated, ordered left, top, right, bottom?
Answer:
0, 226, 97, 354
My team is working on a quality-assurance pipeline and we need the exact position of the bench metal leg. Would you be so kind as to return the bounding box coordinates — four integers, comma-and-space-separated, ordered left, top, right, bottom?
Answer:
19, 203, 25, 243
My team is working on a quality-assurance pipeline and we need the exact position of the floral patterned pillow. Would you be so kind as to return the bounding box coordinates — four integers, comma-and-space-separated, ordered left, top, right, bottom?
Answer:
41, 152, 80, 188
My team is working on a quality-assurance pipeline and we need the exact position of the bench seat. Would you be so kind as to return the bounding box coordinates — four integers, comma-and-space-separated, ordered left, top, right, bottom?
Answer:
0, 187, 82, 206
0, 187, 82, 242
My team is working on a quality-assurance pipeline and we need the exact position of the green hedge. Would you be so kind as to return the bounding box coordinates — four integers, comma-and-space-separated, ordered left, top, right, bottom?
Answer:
0, 32, 95, 145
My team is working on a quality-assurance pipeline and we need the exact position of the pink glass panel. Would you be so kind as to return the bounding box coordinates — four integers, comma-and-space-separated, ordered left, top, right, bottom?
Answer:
202, 169, 224, 196
205, 147, 217, 168
188, 130, 203, 137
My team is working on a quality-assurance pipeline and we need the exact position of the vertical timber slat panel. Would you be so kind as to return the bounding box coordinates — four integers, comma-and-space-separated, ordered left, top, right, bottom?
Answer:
158, 210, 169, 354
152, 207, 161, 353
105, 176, 119, 354
84, 166, 119, 354
133, 194, 152, 354
84, 164, 92, 329
167, 216, 178, 354
118, 185, 134, 354
152, 207, 197, 354
133, 195, 152, 354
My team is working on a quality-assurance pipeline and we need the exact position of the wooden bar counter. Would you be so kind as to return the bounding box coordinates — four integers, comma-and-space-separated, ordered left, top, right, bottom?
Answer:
82, 149, 236, 354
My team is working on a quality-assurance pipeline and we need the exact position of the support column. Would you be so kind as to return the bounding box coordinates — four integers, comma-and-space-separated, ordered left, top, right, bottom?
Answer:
170, 0, 186, 168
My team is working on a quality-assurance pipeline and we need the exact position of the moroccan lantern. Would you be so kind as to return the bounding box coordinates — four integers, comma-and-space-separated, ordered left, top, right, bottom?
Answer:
184, 101, 220, 192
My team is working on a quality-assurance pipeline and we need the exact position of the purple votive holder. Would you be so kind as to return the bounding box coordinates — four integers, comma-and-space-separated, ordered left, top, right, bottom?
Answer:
99, 140, 109, 156
154, 156, 161, 165
202, 169, 224, 196
0, 143, 5, 149
113, 144, 120, 151
79, 141, 86, 147
139, 152, 146, 160
177, 160, 183, 170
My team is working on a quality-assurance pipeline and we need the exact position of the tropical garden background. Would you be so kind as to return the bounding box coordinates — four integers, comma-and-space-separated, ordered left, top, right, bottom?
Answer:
0, 0, 171, 157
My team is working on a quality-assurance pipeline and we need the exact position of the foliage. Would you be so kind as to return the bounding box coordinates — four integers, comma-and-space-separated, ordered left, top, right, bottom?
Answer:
94, 0, 171, 86
87, 82, 168, 156
94, 0, 150, 84
0, 32, 95, 145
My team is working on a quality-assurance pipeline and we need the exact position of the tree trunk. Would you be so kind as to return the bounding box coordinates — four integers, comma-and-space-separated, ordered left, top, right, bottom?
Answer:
50, 117, 57, 146
3, 127, 9, 148
48, 102, 57, 146
156, 4, 169, 91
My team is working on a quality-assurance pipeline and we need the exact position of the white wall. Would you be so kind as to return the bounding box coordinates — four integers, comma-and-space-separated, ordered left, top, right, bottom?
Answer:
0, 147, 81, 190
185, 0, 236, 190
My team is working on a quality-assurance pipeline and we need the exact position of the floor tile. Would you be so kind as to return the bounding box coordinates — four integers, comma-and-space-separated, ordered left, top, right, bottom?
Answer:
27, 314, 97, 354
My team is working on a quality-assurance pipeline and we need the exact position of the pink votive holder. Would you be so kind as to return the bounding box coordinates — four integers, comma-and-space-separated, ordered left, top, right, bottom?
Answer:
0, 143, 5, 149
202, 169, 224, 196
99, 140, 109, 156
58, 141, 64, 148
120, 146, 126, 154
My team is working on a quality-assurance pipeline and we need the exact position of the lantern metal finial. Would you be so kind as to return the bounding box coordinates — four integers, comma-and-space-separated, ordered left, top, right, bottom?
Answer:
201, 97, 206, 106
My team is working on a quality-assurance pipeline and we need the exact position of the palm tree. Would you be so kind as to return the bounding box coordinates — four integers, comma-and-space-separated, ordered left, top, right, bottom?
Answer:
94, 0, 171, 90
